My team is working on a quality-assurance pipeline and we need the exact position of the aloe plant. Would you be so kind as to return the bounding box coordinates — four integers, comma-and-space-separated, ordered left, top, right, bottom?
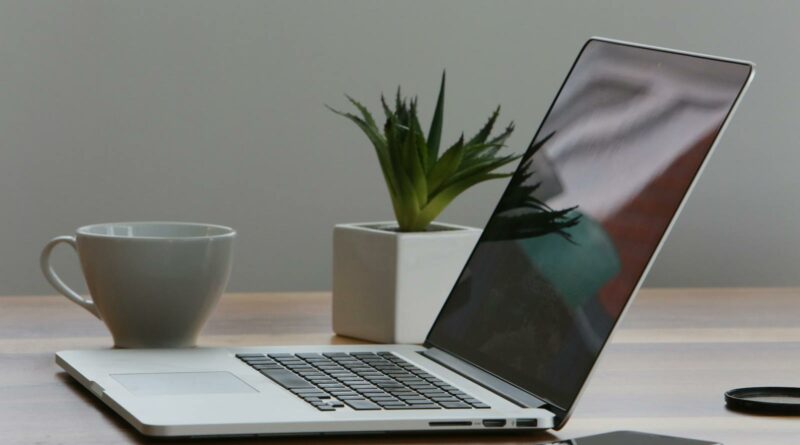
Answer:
328, 72, 520, 232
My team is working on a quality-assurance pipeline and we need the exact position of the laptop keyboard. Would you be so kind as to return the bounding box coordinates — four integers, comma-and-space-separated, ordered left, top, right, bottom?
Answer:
236, 351, 490, 412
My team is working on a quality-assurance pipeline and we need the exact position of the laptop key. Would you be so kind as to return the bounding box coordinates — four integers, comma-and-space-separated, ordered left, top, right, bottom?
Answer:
440, 401, 472, 409
243, 357, 274, 363
369, 396, 400, 402
377, 402, 407, 408
300, 392, 330, 397
253, 364, 284, 370
358, 390, 388, 397
420, 391, 448, 397
339, 379, 365, 384
261, 369, 314, 389
402, 397, 432, 403
342, 399, 381, 410
291, 388, 325, 394
385, 404, 440, 410
236, 353, 265, 358
296, 353, 323, 359
388, 390, 417, 396
397, 378, 424, 383
329, 391, 359, 397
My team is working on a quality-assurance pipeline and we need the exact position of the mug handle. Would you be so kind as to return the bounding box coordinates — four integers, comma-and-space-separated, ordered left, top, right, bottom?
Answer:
40, 236, 101, 319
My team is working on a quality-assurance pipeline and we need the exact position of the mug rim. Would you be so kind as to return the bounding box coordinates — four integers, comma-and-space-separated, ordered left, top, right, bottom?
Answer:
76, 221, 236, 240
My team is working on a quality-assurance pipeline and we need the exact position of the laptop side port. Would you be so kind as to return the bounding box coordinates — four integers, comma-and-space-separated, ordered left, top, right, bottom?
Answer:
482, 419, 506, 427
515, 418, 538, 427
428, 421, 473, 427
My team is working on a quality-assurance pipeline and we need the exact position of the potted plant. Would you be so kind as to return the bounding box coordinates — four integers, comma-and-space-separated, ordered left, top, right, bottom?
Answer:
328, 73, 520, 343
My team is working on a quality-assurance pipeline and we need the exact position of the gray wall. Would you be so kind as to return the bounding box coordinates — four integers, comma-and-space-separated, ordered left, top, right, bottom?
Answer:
2, 0, 797, 295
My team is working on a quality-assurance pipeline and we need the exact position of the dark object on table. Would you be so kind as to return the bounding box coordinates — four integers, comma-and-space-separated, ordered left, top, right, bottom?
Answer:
725, 386, 800, 415
544, 430, 719, 445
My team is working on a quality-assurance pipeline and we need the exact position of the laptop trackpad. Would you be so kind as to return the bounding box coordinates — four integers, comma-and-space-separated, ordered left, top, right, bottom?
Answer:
111, 371, 257, 396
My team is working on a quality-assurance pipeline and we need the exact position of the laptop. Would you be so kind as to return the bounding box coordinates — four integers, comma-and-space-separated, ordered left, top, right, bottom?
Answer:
56, 38, 754, 437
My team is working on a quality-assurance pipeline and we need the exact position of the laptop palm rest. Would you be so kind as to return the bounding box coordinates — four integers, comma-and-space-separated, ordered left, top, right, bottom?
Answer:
111, 371, 257, 396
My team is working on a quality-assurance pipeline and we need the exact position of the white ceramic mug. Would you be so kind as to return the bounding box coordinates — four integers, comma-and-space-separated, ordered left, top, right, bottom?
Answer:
40, 222, 236, 348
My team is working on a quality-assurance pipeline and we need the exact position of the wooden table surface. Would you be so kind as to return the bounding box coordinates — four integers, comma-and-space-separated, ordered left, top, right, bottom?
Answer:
1, 288, 798, 444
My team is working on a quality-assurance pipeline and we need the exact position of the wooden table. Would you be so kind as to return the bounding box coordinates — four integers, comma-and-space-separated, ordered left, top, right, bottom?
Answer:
1, 289, 798, 444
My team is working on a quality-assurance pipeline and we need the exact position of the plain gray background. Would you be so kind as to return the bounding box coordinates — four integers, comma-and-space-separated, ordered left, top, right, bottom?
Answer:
2, 0, 797, 295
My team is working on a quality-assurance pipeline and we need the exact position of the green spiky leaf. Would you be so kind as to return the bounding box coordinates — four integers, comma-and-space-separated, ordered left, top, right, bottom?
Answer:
427, 72, 446, 164
467, 106, 500, 145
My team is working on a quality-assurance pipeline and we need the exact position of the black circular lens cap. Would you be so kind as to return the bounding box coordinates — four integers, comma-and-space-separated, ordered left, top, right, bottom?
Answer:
725, 387, 800, 415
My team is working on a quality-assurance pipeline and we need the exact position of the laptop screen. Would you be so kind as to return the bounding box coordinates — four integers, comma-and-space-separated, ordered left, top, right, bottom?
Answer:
426, 39, 752, 412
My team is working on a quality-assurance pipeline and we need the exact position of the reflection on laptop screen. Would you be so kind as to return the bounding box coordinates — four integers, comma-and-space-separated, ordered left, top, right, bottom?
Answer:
427, 39, 752, 411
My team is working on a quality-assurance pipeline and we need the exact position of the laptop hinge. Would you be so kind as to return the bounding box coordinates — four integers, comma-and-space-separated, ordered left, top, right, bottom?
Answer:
420, 347, 550, 410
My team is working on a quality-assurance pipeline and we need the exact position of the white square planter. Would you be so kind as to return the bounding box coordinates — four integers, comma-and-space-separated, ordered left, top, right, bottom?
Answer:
332, 221, 481, 344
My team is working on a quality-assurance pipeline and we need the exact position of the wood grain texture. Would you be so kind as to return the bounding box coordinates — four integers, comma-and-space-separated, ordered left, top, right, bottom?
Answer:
0, 289, 798, 444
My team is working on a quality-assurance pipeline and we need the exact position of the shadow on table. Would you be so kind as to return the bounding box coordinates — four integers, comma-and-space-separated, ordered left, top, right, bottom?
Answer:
57, 372, 561, 444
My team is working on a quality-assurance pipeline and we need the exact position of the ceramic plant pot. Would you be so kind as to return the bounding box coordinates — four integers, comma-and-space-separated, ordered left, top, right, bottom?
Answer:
332, 221, 481, 344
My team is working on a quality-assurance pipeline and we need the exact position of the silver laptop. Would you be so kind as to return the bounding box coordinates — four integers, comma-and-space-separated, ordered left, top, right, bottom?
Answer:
56, 38, 753, 438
